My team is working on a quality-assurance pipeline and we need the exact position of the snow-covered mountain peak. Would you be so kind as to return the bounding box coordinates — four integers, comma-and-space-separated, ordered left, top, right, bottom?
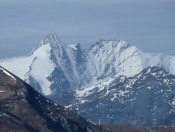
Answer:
40, 33, 61, 46
39, 33, 66, 56
87, 39, 142, 80
28, 33, 65, 58
89, 39, 130, 52
37, 33, 71, 66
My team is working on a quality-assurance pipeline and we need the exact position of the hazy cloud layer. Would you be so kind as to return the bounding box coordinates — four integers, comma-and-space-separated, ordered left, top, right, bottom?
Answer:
0, 0, 174, 58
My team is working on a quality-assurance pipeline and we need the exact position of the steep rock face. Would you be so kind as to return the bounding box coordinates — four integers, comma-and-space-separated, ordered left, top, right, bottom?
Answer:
87, 40, 175, 80
0, 66, 102, 132
49, 67, 175, 127
66, 43, 91, 87
0, 33, 175, 95
87, 40, 142, 80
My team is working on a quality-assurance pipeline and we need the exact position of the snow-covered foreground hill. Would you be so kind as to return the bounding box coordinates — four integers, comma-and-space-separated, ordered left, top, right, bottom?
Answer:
0, 33, 175, 95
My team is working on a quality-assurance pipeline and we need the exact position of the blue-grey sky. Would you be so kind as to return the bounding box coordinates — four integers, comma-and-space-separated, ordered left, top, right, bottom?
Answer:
0, 0, 175, 58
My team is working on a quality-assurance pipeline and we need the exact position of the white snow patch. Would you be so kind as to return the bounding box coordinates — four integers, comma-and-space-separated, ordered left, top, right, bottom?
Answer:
148, 86, 151, 90
30, 44, 56, 95
79, 99, 87, 104
111, 93, 118, 101
65, 105, 72, 108
76, 86, 95, 98
54, 103, 58, 106
0, 67, 16, 82
87, 119, 96, 125
69, 44, 78, 50
117, 90, 129, 97
76, 78, 114, 98
0, 43, 55, 95
172, 98, 175, 110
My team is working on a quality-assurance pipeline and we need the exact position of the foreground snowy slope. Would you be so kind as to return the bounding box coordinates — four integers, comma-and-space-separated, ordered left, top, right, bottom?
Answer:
0, 33, 175, 95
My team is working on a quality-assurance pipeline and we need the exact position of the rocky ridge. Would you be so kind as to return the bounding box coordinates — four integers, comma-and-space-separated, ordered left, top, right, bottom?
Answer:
0, 66, 102, 132
49, 66, 175, 127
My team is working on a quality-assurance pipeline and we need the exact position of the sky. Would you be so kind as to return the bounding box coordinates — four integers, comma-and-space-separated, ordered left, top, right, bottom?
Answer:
0, 0, 175, 58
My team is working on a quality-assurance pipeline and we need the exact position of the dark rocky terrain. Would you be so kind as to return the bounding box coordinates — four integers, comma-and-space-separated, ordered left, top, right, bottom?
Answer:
1, 66, 175, 132
0, 66, 102, 132
49, 66, 175, 127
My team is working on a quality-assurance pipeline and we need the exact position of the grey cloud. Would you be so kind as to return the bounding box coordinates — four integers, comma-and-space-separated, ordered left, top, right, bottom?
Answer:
0, 0, 174, 58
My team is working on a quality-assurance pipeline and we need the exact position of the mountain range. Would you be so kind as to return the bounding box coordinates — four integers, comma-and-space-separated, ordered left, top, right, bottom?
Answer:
49, 66, 175, 127
1, 66, 175, 132
0, 33, 175, 95
0, 33, 175, 128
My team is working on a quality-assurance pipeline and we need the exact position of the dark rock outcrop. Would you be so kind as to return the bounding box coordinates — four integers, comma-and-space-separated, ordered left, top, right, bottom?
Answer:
0, 66, 102, 132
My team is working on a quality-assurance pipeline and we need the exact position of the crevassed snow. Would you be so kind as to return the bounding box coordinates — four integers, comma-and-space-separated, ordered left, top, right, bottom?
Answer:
0, 67, 16, 82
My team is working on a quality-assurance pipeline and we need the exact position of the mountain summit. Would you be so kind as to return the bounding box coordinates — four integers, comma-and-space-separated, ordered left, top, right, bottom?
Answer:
0, 33, 175, 95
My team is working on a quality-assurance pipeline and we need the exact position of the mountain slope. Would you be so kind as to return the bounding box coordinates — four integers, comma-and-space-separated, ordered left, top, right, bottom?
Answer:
49, 66, 175, 127
0, 33, 175, 95
0, 66, 102, 132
